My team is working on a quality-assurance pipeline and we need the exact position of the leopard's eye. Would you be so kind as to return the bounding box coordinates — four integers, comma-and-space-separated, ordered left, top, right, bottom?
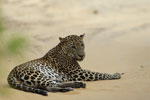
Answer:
71, 45, 76, 49
81, 43, 84, 47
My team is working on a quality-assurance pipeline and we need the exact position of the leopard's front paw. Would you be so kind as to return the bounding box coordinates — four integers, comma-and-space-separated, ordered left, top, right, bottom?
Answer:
112, 73, 121, 79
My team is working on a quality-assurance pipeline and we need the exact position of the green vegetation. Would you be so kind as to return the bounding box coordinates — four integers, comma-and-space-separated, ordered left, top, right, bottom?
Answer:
0, 10, 29, 96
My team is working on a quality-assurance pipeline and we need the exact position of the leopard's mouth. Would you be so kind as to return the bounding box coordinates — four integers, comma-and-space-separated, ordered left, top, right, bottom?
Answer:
76, 55, 85, 61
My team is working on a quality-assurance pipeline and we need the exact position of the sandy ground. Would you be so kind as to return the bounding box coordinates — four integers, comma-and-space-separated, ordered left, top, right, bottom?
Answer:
1, 0, 150, 100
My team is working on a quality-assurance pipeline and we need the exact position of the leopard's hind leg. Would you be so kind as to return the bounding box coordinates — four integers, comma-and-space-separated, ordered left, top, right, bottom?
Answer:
56, 81, 86, 88
46, 86, 74, 92
7, 68, 74, 95
46, 81, 86, 92
7, 72, 48, 96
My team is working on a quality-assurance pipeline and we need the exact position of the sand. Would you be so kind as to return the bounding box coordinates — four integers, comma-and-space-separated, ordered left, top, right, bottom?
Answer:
1, 0, 150, 100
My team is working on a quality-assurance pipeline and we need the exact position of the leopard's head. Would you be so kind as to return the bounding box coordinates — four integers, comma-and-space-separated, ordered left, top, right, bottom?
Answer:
59, 34, 85, 61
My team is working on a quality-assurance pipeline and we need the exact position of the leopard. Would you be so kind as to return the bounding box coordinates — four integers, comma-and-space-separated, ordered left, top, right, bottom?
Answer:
7, 34, 122, 96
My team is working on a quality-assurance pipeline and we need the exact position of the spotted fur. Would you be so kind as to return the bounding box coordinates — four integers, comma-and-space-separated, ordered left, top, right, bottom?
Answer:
7, 34, 121, 96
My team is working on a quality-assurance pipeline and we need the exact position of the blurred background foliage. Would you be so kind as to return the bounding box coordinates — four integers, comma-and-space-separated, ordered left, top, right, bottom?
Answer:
0, 4, 29, 96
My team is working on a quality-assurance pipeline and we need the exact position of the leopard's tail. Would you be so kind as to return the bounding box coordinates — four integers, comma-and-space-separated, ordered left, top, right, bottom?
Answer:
7, 73, 48, 96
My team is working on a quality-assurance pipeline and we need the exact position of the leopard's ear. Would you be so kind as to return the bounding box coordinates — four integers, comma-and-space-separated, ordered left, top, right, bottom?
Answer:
59, 37, 65, 42
79, 33, 85, 40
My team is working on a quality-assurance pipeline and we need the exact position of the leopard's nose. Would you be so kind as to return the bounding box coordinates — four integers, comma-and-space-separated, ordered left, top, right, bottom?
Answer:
78, 54, 84, 58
